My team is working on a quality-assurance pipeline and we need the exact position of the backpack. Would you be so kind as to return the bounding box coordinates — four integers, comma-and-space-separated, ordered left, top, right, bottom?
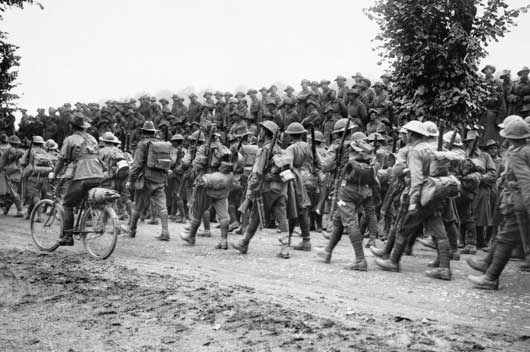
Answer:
32, 149, 53, 176
146, 141, 172, 171
345, 159, 377, 186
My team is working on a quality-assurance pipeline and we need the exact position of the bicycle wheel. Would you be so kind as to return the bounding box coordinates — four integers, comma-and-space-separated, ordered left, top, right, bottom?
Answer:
30, 199, 62, 252
81, 206, 118, 260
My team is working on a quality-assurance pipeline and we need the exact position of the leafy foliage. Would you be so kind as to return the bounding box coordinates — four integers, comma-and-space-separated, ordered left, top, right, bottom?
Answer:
0, 0, 42, 132
365, 0, 530, 126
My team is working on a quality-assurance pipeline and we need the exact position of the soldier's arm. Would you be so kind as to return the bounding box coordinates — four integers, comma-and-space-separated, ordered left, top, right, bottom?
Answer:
407, 148, 424, 210
53, 138, 71, 176
247, 147, 267, 192
481, 153, 497, 187
128, 141, 146, 183
511, 149, 530, 214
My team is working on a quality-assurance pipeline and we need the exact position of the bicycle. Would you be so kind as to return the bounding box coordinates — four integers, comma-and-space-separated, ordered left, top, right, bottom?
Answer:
30, 181, 120, 260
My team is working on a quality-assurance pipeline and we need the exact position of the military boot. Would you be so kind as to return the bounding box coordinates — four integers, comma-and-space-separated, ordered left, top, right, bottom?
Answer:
230, 232, 253, 254
425, 268, 452, 280
344, 260, 368, 271
215, 221, 229, 249
468, 274, 499, 290
461, 244, 477, 255
128, 210, 140, 238
180, 219, 200, 245
418, 237, 437, 250
292, 238, 311, 251
315, 247, 331, 263
58, 230, 74, 246
156, 212, 170, 241
427, 258, 440, 268
466, 257, 488, 273
375, 241, 404, 272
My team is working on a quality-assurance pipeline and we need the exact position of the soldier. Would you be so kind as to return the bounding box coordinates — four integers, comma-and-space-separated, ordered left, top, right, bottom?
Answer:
282, 98, 300, 130
282, 122, 322, 252
49, 115, 105, 246
230, 121, 288, 255
20, 136, 53, 219
375, 120, 454, 280
187, 93, 202, 123
499, 69, 513, 115
159, 98, 171, 116
213, 91, 226, 128
320, 80, 333, 105
508, 66, 530, 118
468, 118, 530, 289
247, 89, 261, 123
310, 81, 322, 103
126, 120, 172, 241
334, 75, 348, 102
346, 88, 368, 127
372, 81, 390, 119
180, 132, 234, 249
305, 131, 327, 233
168, 134, 187, 223
284, 86, 296, 100
269, 85, 282, 106
98, 132, 132, 219
358, 78, 375, 109
316, 130, 378, 270
0, 135, 25, 217
227, 126, 251, 231
171, 95, 188, 124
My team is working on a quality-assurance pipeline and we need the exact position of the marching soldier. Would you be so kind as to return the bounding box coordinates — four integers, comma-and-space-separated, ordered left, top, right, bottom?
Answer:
0, 135, 25, 217
316, 126, 378, 270
20, 136, 53, 219
281, 122, 322, 252
375, 120, 454, 280
168, 134, 187, 223
231, 120, 288, 255
126, 120, 172, 241
508, 66, 530, 118
468, 117, 530, 289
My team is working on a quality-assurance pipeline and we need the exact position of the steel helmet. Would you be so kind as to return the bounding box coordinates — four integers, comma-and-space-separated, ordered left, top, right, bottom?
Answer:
285, 122, 307, 135
333, 118, 355, 134
500, 119, 530, 140
351, 131, 368, 142
442, 131, 463, 147
309, 131, 325, 143
45, 139, 59, 150
423, 121, 439, 137
498, 115, 523, 129
141, 120, 157, 132
7, 135, 21, 145
188, 130, 206, 142
402, 120, 429, 137
259, 120, 279, 135
32, 135, 45, 144
171, 134, 185, 141
464, 129, 479, 142
99, 131, 117, 143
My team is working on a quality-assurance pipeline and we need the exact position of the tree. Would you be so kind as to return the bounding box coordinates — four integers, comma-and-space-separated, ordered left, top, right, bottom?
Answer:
365, 0, 530, 127
0, 0, 42, 134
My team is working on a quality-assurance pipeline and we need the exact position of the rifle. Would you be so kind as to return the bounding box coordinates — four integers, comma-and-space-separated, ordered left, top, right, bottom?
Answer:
316, 118, 351, 216
189, 125, 214, 218
447, 129, 458, 151
391, 127, 398, 153
437, 121, 445, 152
255, 129, 279, 230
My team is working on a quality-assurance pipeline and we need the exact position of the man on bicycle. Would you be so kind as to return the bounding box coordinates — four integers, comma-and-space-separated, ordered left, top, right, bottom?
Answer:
51, 114, 105, 246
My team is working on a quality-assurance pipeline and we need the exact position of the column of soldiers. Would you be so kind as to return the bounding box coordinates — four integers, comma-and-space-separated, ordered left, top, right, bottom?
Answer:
1, 66, 530, 290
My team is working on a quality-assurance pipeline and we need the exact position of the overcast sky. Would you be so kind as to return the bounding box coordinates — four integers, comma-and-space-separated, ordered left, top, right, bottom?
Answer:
4, 0, 530, 113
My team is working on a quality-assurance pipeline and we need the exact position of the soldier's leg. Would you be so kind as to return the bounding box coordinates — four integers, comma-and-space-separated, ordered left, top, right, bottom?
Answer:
364, 198, 378, 247
342, 201, 367, 271
292, 208, 311, 251
213, 198, 230, 250
59, 180, 85, 246
180, 192, 210, 245
469, 214, 519, 289
152, 184, 170, 241
129, 187, 150, 238
424, 210, 452, 280
175, 198, 187, 223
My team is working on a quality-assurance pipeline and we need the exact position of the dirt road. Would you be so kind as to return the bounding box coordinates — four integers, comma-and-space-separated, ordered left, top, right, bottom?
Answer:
1, 215, 529, 351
